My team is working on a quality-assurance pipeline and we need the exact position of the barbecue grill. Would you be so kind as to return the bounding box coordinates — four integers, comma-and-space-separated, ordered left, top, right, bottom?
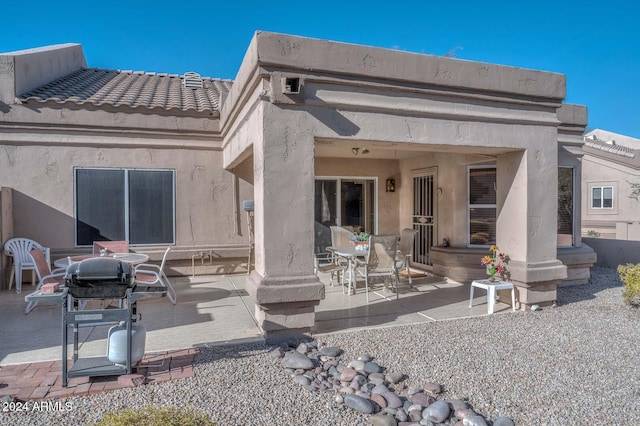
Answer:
65, 257, 135, 299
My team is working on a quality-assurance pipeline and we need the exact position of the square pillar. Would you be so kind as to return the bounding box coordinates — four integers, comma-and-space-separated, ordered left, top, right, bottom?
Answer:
245, 106, 324, 343
497, 145, 567, 308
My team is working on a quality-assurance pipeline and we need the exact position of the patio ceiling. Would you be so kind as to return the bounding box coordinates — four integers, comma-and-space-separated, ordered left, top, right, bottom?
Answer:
314, 138, 521, 160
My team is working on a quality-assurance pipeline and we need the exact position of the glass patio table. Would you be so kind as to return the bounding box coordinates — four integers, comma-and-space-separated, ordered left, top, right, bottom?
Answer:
54, 253, 149, 269
325, 246, 368, 295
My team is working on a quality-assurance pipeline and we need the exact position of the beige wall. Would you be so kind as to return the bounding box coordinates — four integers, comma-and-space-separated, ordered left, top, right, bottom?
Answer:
582, 153, 640, 239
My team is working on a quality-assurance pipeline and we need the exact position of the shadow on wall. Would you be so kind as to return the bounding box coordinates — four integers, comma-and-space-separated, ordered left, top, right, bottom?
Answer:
10, 190, 77, 249
583, 237, 640, 268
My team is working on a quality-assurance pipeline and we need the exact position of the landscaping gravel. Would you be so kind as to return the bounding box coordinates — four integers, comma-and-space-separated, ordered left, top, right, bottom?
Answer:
2, 266, 639, 425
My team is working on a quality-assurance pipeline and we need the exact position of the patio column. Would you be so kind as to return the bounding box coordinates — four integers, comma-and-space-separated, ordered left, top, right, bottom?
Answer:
497, 146, 567, 308
245, 106, 324, 343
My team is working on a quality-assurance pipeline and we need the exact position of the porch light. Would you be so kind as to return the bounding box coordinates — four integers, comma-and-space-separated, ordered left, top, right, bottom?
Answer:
386, 178, 396, 192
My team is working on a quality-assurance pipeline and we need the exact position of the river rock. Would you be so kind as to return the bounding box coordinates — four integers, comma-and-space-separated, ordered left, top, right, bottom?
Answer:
370, 413, 398, 426
409, 392, 434, 407
372, 384, 391, 395
281, 351, 314, 370
371, 393, 388, 408
344, 394, 375, 414
349, 360, 366, 371
318, 346, 343, 357
492, 417, 515, 426
423, 400, 450, 423
423, 382, 442, 394
340, 367, 358, 381
463, 415, 488, 426
382, 391, 403, 409
386, 372, 404, 383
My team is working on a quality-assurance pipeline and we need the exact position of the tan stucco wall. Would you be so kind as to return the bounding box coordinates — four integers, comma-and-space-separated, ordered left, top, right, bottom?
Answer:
582, 153, 640, 238
0, 143, 252, 252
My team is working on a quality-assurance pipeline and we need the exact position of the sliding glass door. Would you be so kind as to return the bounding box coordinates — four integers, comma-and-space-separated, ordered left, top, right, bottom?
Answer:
314, 177, 376, 252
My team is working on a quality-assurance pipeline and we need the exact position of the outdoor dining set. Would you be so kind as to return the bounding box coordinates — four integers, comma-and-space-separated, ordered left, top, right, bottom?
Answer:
2, 237, 176, 314
315, 226, 419, 303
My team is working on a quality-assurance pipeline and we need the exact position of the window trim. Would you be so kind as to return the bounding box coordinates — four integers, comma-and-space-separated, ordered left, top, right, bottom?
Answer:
467, 165, 497, 247
315, 176, 378, 234
74, 167, 176, 247
591, 185, 614, 209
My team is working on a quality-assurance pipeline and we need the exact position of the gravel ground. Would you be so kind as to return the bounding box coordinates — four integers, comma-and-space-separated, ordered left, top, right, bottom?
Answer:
2, 266, 639, 425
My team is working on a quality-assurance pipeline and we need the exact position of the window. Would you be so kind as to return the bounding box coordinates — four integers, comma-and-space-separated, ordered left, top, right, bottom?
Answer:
591, 186, 613, 209
468, 167, 496, 246
314, 177, 376, 252
557, 167, 574, 246
75, 168, 175, 246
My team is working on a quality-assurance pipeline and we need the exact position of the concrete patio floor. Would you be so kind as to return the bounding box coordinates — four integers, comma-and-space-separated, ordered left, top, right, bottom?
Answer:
0, 271, 516, 366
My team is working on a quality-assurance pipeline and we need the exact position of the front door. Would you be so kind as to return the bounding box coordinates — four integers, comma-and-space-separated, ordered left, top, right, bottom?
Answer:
412, 168, 437, 269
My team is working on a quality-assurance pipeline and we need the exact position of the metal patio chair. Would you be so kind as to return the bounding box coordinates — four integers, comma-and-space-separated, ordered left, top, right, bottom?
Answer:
134, 247, 176, 304
354, 234, 400, 302
24, 247, 66, 314
396, 228, 419, 287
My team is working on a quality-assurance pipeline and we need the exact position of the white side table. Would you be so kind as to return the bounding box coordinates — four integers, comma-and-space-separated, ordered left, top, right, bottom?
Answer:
469, 279, 516, 314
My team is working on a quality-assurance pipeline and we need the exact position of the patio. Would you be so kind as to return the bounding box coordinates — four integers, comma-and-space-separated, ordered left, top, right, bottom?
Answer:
0, 271, 515, 366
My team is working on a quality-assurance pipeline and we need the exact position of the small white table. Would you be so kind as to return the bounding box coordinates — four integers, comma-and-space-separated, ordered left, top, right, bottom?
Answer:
326, 246, 367, 295
469, 279, 516, 314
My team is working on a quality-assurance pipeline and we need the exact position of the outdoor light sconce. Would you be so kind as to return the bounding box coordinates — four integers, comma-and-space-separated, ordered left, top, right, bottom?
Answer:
352, 147, 359, 155
386, 178, 396, 192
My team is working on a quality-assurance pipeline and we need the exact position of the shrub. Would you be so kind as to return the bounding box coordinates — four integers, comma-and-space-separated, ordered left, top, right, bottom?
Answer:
94, 406, 215, 426
586, 230, 601, 238
617, 263, 640, 307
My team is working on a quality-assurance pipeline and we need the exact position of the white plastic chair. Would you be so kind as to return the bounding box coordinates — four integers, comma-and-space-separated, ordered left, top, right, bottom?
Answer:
134, 247, 176, 304
4, 238, 50, 294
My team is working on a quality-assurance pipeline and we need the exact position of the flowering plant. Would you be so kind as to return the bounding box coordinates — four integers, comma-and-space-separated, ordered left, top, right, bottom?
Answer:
481, 245, 508, 277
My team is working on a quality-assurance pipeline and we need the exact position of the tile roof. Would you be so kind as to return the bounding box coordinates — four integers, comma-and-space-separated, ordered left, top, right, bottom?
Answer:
584, 137, 637, 159
18, 68, 232, 116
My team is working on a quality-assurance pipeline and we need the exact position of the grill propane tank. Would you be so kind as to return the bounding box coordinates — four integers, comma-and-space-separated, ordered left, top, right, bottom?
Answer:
107, 322, 147, 365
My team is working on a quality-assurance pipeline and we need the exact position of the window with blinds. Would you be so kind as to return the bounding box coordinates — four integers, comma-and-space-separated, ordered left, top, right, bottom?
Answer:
468, 167, 496, 246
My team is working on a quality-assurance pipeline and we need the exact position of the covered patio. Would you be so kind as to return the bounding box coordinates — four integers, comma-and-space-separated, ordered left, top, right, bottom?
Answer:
0, 272, 514, 365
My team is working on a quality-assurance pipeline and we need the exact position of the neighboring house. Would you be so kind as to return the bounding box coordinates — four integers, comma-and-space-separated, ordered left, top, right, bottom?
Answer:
582, 129, 640, 240
0, 31, 596, 342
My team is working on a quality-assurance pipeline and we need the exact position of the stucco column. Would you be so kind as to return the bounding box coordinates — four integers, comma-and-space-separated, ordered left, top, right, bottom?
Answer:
497, 147, 567, 308
245, 106, 324, 343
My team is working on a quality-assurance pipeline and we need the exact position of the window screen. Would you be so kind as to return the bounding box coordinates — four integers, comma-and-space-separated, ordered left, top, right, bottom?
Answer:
75, 168, 175, 246
468, 167, 496, 246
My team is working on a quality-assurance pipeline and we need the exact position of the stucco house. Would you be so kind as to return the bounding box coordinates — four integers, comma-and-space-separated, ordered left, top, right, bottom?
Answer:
581, 129, 640, 240
0, 31, 596, 342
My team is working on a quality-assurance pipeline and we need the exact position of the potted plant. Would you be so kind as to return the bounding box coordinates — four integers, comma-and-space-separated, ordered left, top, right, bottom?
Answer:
481, 245, 509, 281
350, 231, 371, 249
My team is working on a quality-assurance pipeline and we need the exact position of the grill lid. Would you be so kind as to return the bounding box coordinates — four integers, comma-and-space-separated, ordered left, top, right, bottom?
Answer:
65, 257, 135, 284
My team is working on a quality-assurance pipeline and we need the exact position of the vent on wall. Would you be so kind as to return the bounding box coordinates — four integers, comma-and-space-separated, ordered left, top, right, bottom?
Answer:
183, 72, 203, 88
282, 77, 300, 94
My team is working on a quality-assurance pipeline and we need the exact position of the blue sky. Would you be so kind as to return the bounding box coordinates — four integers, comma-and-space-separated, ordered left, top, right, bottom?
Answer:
3, 0, 639, 138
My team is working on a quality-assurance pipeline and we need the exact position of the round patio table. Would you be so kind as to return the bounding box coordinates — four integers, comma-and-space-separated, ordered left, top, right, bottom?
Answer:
54, 253, 149, 269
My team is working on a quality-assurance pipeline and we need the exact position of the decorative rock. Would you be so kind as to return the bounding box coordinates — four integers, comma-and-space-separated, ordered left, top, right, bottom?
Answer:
493, 417, 516, 426
349, 360, 366, 371
422, 400, 450, 423
423, 382, 442, 394
364, 361, 383, 374
463, 415, 488, 426
293, 375, 311, 386
340, 386, 355, 394
340, 367, 358, 381
350, 375, 367, 389
370, 413, 398, 426
361, 382, 376, 393
269, 347, 284, 358
386, 372, 404, 383
281, 351, 314, 370
335, 394, 344, 404
410, 392, 435, 407
382, 391, 403, 409
395, 407, 408, 422
456, 408, 476, 420
371, 393, 388, 408
407, 387, 421, 396
296, 342, 309, 353
318, 346, 343, 357
448, 399, 468, 412
344, 395, 374, 414
372, 383, 391, 395
408, 408, 423, 422
357, 354, 373, 362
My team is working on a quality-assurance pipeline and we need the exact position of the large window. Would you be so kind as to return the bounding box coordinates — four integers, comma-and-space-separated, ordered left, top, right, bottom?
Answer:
75, 168, 175, 246
591, 186, 613, 209
314, 177, 376, 252
557, 167, 574, 246
468, 167, 496, 246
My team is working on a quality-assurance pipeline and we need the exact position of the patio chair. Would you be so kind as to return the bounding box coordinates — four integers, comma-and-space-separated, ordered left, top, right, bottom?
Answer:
396, 228, 419, 287
134, 247, 176, 304
354, 234, 400, 302
330, 226, 354, 247
4, 238, 50, 294
93, 240, 129, 255
314, 251, 346, 287
24, 247, 66, 314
